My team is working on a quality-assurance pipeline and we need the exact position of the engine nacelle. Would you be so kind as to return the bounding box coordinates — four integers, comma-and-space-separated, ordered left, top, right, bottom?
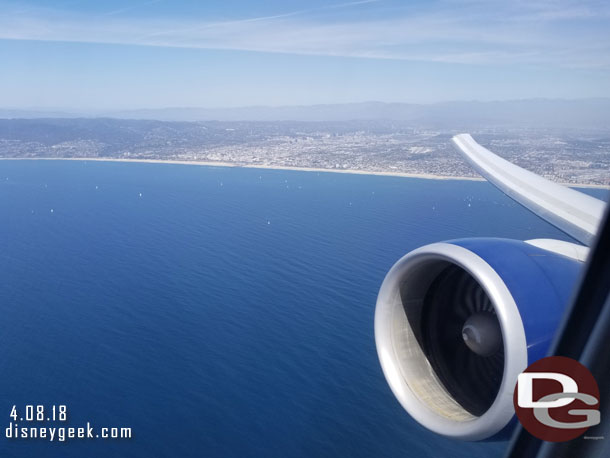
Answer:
374, 238, 582, 441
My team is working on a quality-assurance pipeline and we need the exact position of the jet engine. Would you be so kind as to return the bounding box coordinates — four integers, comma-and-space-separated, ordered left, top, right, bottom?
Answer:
374, 238, 583, 440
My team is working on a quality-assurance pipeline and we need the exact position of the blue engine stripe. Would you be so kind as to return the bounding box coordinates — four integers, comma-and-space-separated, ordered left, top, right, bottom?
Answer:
449, 238, 582, 364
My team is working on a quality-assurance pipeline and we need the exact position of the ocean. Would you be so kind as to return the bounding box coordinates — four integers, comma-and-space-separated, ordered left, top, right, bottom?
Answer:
0, 160, 607, 458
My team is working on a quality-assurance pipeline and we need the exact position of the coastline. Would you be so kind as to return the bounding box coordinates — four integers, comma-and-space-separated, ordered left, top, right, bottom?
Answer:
1, 157, 608, 189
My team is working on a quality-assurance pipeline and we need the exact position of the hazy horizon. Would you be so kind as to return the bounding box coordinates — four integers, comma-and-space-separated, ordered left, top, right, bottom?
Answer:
2, 98, 609, 128
3, 96, 610, 112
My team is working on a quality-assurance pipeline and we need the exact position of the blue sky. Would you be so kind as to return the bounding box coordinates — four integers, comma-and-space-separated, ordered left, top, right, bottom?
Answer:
1, 0, 610, 109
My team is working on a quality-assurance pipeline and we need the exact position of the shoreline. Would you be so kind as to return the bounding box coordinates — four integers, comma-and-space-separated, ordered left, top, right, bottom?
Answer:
1, 157, 608, 189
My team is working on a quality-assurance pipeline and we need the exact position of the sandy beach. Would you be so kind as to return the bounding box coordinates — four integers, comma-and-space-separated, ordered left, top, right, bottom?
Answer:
1, 157, 608, 189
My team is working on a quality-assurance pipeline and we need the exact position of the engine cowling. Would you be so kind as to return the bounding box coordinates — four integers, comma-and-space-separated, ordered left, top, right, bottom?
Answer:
374, 238, 582, 441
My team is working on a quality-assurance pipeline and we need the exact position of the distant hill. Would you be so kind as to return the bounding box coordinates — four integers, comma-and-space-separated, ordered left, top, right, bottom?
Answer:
1, 99, 609, 129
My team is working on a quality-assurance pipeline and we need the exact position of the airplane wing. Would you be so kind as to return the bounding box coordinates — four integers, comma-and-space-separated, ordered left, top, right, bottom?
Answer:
452, 133, 606, 246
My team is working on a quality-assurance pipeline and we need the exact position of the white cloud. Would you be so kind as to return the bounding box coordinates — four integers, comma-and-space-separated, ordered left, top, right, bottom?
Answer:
0, 0, 609, 68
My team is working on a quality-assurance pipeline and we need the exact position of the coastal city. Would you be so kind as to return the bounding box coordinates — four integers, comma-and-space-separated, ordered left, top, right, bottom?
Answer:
0, 118, 608, 186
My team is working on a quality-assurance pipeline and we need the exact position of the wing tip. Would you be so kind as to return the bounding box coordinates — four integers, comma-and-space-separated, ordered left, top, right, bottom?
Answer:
449, 133, 604, 246
451, 133, 473, 149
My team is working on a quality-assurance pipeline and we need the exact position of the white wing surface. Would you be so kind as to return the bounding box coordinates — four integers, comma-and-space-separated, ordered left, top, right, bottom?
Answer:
452, 133, 605, 246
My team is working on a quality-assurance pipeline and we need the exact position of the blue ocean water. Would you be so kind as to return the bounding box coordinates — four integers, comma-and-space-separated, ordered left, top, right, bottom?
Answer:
0, 160, 607, 458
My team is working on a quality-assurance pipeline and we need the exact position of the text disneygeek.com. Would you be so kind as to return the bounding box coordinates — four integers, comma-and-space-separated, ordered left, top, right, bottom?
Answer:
5, 405, 132, 442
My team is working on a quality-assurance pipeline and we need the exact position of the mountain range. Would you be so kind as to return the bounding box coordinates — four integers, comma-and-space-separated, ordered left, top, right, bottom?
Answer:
1, 99, 609, 129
